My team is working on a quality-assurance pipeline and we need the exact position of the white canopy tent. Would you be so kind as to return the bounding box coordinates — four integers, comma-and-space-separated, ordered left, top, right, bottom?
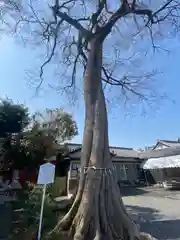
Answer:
143, 155, 180, 169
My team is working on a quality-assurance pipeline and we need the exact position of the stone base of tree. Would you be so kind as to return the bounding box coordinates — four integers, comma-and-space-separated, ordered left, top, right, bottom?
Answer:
139, 232, 157, 240
54, 195, 73, 210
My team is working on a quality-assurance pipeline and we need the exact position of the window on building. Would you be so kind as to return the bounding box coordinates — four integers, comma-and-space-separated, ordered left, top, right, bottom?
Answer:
120, 164, 128, 180
71, 163, 79, 170
70, 163, 80, 178
114, 164, 128, 181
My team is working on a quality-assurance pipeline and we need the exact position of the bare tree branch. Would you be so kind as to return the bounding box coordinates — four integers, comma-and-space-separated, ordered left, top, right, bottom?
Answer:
52, 1, 90, 37
6, 0, 179, 108
98, 0, 180, 41
40, 21, 63, 76
102, 64, 159, 105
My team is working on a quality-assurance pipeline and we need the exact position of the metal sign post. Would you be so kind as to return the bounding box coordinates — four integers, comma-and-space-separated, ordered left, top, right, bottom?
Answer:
37, 184, 47, 240
37, 163, 55, 240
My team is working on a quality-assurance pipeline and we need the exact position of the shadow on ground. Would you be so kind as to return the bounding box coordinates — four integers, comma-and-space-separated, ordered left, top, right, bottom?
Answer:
120, 187, 148, 196
0, 203, 12, 239
141, 219, 180, 240
126, 205, 162, 223
126, 204, 180, 240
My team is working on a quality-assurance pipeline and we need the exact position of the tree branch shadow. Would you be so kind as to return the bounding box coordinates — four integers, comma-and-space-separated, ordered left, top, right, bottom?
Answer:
141, 219, 180, 240
126, 205, 162, 223
126, 204, 180, 240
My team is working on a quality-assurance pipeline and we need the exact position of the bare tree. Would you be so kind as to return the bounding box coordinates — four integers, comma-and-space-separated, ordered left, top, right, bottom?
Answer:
2, 0, 180, 239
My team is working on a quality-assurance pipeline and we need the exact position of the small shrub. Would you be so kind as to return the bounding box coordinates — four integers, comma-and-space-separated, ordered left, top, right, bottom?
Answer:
11, 183, 66, 239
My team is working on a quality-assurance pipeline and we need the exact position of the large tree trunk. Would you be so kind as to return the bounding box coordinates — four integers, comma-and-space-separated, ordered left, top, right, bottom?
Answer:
54, 37, 140, 240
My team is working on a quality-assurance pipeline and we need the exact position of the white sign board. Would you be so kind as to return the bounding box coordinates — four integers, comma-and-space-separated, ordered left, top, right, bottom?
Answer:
37, 162, 55, 185
37, 162, 56, 240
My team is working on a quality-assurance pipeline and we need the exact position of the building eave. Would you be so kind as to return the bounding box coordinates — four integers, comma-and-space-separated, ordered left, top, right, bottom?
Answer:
152, 140, 171, 150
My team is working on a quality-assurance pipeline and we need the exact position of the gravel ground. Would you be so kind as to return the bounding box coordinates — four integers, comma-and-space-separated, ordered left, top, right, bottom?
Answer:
123, 187, 180, 240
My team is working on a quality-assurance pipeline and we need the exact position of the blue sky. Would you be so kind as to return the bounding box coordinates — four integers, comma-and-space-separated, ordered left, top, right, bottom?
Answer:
1, 35, 180, 149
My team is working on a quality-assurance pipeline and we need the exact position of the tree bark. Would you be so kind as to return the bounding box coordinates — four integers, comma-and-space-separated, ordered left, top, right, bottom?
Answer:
54, 37, 140, 240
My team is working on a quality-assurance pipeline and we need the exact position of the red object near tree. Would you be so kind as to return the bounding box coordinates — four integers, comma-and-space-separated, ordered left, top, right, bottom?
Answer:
19, 169, 26, 186
30, 172, 37, 184
50, 160, 56, 165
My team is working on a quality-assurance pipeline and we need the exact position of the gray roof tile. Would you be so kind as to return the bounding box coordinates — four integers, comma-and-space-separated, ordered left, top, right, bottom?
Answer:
139, 146, 180, 159
66, 143, 180, 161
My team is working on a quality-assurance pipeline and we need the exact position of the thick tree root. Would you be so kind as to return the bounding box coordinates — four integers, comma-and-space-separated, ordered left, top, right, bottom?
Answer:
60, 170, 139, 240
139, 232, 157, 240
53, 182, 157, 239
55, 170, 157, 240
